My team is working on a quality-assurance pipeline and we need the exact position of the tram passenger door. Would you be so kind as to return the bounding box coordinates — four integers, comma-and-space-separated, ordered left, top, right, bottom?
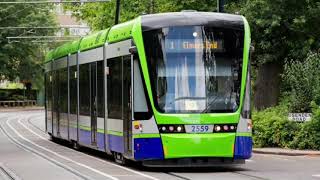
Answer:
52, 71, 60, 137
123, 56, 132, 155
106, 55, 132, 154
90, 62, 98, 146
106, 40, 133, 157
79, 62, 98, 147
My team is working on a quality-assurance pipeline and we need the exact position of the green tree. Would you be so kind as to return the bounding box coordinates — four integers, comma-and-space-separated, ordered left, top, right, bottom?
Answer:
65, 0, 217, 31
226, 0, 320, 110
0, 2, 57, 89
283, 52, 320, 112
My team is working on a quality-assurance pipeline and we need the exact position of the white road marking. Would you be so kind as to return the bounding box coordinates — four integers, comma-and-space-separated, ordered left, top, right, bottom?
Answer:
245, 159, 254, 163
19, 115, 160, 180
8, 116, 118, 180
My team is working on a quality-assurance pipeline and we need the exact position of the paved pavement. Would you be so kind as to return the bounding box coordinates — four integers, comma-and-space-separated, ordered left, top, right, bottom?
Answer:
0, 110, 319, 180
253, 148, 320, 156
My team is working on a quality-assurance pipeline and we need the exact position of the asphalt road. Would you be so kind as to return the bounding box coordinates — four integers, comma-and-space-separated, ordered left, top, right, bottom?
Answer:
0, 110, 319, 180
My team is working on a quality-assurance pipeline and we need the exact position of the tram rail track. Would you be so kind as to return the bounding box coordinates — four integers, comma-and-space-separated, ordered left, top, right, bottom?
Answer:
1, 112, 160, 180
0, 116, 93, 180
0, 164, 17, 180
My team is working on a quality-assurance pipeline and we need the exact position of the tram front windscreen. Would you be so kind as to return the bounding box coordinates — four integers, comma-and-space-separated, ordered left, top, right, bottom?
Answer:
143, 25, 244, 113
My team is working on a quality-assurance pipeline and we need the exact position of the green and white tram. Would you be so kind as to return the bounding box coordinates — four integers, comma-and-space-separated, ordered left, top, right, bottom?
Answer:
44, 11, 252, 166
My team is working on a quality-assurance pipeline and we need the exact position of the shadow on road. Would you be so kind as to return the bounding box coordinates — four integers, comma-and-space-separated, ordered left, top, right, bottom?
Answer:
141, 166, 247, 173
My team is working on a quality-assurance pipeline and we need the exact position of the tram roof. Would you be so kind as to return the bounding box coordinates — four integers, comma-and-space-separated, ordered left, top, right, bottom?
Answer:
141, 12, 244, 31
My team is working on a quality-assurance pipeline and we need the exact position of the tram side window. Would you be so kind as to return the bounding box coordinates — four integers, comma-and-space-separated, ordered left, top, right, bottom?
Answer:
107, 57, 122, 119
69, 66, 77, 114
52, 70, 59, 114
133, 58, 152, 120
45, 72, 52, 115
97, 61, 104, 118
242, 63, 251, 119
79, 63, 90, 116
59, 68, 68, 114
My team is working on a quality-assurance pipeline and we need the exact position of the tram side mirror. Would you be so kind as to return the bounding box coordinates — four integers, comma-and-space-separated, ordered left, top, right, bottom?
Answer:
129, 46, 138, 54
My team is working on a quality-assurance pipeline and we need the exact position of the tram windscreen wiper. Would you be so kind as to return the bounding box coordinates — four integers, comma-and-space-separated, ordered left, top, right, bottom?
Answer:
201, 95, 237, 113
201, 96, 219, 113
168, 96, 206, 105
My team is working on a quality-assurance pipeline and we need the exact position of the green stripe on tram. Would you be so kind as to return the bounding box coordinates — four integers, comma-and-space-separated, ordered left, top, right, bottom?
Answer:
79, 125, 91, 131
107, 130, 123, 136
236, 132, 252, 137
133, 133, 160, 138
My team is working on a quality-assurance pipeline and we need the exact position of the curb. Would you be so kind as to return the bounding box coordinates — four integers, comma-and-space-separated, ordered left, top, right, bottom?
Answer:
0, 107, 44, 112
253, 149, 320, 156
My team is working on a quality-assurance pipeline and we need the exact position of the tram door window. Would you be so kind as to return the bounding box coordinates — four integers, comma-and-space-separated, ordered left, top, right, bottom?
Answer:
97, 61, 105, 118
96, 61, 105, 149
52, 70, 59, 137
45, 72, 53, 134
69, 65, 78, 140
123, 55, 132, 153
59, 68, 68, 139
107, 58, 122, 119
90, 62, 97, 145
79, 63, 90, 116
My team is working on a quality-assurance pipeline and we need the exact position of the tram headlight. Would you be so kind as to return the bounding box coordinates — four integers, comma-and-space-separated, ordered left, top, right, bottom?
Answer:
223, 125, 229, 131
177, 126, 182, 132
158, 125, 185, 133
215, 125, 221, 132
213, 124, 237, 132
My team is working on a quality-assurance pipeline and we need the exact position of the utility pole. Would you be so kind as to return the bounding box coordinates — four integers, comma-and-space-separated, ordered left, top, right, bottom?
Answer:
115, 0, 120, 25
217, 0, 225, 13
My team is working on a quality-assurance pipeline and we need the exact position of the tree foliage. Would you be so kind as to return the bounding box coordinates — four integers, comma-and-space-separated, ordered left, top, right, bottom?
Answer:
0, 2, 57, 89
283, 52, 320, 112
65, 0, 217, 31
227, 0, 320, 65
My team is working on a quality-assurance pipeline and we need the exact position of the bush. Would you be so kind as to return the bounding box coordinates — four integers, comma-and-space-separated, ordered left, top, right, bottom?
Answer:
253, 102, 320, 150
252, 103, 300, 148
289, 103, 320, 150
283, 52, 320, 112
0, 89, 36, 101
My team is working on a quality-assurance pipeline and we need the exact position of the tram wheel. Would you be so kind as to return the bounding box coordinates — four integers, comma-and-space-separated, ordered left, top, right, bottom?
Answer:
72, 141, 80, 150
113, 152, 126, 165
